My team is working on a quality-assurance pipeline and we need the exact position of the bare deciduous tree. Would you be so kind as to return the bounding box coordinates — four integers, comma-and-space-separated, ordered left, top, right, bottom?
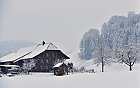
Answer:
115, 44, 140, 71
93, 35, 112, 72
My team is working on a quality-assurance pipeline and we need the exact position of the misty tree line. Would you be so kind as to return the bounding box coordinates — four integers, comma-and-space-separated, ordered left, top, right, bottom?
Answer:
79, 11, 140, 71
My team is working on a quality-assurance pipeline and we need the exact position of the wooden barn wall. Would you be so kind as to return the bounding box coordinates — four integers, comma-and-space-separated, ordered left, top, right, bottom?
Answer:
30, 50, 69, 72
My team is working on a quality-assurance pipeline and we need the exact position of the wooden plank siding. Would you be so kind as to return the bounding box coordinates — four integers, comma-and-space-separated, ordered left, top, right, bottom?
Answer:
17, 50, 70, 72
54, 63, 68, 76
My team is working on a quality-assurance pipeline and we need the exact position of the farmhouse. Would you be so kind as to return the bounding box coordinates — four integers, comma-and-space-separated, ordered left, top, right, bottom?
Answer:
0, 42, 70, 73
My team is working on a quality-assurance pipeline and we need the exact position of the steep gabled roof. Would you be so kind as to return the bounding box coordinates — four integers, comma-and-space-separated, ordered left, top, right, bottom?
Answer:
17, 42, 58, 61
0, 42, 58, 62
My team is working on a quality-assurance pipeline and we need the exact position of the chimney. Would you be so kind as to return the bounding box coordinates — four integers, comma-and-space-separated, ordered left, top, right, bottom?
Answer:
42, 41, 45, 45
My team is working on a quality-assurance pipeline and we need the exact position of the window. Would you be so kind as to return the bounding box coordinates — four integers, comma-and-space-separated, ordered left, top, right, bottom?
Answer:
40, 66, 43, 69
46, 66, 48, 69
46, 59, 48, 63
41, 59, 44, 63
46, 53, 49, 57
37, 58, 40, 61
52, 53, 55, 57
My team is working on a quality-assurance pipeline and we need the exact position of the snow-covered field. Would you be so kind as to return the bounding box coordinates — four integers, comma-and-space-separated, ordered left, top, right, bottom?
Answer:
0, 50, 140, 88
0, 71, 140, 88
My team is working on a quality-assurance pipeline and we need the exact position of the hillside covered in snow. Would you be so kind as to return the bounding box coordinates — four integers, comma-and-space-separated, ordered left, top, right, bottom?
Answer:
66, 50, 140, 72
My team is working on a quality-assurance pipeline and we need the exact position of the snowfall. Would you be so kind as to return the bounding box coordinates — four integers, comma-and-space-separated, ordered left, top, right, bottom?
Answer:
0, 50, 140, 88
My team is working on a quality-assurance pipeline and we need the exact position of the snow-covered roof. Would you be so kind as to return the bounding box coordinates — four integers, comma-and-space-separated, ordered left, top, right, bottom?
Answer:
53, 63, 64, 68
0, 42, 58, 62
0, 65, 20, 67
0, 46, 35, 62
19, 42, 58, 60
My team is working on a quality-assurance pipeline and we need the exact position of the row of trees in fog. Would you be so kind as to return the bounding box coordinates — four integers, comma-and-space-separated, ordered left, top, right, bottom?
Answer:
79, 11, 140, 71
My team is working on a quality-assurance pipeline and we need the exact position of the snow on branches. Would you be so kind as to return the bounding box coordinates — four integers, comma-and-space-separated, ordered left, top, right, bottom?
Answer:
22, 59, 35, 74
114, 44, 140, 71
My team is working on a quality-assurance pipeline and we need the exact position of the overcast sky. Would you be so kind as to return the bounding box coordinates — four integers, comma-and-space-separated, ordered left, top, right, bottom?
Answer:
0, 0, 140, 52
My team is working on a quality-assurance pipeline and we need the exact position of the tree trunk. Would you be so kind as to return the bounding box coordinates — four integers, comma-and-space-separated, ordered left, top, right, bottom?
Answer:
101, 57, 104, 72
129, 65, 132, 71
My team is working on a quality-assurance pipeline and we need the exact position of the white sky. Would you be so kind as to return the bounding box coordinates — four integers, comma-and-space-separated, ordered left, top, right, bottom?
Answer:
0, 0, 140, 52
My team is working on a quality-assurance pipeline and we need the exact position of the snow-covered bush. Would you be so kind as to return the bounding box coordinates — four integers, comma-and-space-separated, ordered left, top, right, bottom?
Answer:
22, 59, 35, 74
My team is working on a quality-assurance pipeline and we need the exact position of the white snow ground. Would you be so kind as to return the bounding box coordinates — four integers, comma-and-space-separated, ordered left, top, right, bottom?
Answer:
0, 50, 140, 88
0, 71, 140, 88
